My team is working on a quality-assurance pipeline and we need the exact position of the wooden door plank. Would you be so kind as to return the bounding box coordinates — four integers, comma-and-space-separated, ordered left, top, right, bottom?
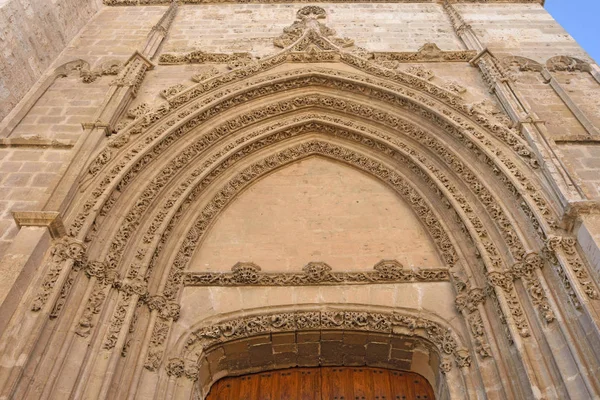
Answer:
411, 373, 434, 400
352, 367, 372, 400
257, 371, 276, 400
279, 369, 298, 400
321, 367, 334, 399
371, 367, 392, 399
207, 376, 239, 400
238, 374, 260, 400
299, 368, 320, 400
389, 370, 409, 400
207, 366, 436, 400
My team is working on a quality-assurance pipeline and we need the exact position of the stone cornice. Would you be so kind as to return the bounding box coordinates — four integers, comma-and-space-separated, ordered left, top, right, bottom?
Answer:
105, 0, 543, 5
12, 211, 66, 239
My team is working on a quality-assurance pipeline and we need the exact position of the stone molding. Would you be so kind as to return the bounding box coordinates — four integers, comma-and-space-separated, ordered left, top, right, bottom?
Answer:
159, 43, 477, 66
0, 136, 74, 149
12, 211, 66, 239
173, 307, 471, 379
183, 260, 450, 286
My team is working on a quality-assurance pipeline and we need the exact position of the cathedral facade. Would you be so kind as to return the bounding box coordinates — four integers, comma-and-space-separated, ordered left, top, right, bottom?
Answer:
1, 0, 600, 398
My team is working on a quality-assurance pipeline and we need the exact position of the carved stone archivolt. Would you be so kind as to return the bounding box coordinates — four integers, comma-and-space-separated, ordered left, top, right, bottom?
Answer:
10, 3, 600, 400
174, 308, 470, 379
63, 56, 562, 355
37, 54, 568, 376
25, 6, 596, 400
183, 260, 450, 286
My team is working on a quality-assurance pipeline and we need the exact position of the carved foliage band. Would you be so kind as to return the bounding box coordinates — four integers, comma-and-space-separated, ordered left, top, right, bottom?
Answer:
31, 238, 86, 312
174, 309, 470, 379
183, 260, 450, 286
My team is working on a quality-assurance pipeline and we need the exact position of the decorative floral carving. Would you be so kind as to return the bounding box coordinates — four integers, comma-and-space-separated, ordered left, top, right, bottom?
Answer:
165, 358, 185, 377
145, 320, 171, 371
191, 67, 220, 83
127, 103, 150, 119
273, 6, 353, 50
546, 56, 591, 73
80, 60, 123, 83
545, 236, 599, 301
501, 56, 543, 73
158, 50, 253, 65
442, 81, 467, 95
160, 84, 187, 99
184, 260, 449, 286
404, 65, 435, 81
75, 284, 107, 337
511, 253, 555, 324
487, 271, 531, 338
177, 309, 468, 377
373, 43, 477, 64
104, 292, 133, 349
31, 238, 86, 312
468, 313, 492, 358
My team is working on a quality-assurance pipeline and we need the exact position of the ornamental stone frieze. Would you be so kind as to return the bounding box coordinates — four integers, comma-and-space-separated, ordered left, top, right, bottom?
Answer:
183, 260, 450, 286
177, 309, 470, 375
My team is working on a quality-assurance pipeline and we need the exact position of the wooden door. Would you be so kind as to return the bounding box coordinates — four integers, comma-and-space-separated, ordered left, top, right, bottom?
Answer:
206, 366, 435, 400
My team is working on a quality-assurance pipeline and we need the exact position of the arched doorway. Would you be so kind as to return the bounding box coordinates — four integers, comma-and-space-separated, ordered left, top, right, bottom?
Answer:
206, 367, 435, 400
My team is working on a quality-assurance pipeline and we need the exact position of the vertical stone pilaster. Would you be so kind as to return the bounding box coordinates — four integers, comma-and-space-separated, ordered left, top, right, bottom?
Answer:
143, 1, 178, 59
442, 0, 585, 206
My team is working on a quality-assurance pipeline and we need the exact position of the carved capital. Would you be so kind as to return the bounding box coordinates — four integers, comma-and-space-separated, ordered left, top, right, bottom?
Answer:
31, 238, 86, 311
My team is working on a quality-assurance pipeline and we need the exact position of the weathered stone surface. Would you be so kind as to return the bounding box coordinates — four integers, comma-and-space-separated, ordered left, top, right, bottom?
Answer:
0, 2, 600, 400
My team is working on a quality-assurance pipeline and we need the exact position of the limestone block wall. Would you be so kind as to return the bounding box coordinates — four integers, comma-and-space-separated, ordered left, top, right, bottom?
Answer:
55, 5, 167, 67
553, 71, 600, 131
0, 0, 102, 121
191, 157, 443, 272
455, 3, 590, 62
560, 145, 600, 198
512, 71, 588, 138
164, 3, 464, 57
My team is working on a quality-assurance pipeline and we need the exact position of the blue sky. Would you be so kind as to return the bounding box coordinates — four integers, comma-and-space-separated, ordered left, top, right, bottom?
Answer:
546, 0, 600, 62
